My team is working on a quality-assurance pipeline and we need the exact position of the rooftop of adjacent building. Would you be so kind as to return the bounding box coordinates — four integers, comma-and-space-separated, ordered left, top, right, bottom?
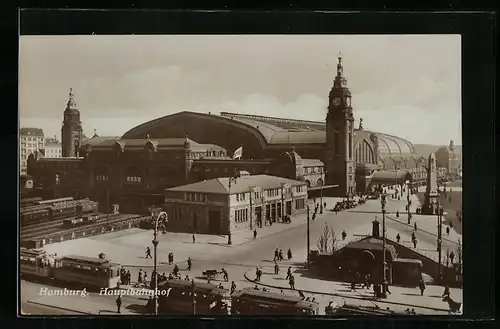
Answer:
20, 127, 44, 137
166, 174, 306, 195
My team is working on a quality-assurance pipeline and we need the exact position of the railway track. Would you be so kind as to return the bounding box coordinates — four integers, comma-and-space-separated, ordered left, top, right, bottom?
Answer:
20, 213, 130, 238
20, 214, 143, 241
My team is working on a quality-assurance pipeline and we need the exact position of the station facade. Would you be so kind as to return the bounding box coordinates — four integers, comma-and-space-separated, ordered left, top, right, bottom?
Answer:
27, 56, 432, 214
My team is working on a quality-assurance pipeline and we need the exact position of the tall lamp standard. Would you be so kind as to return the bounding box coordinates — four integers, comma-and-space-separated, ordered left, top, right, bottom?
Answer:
380, 193, 388, 298
407, 181, 411, 225
306, 205, 310, 267
319, 180, 324, 214
152, 211, 168, 315
436, 197, 443, 283
227, 174, 238, 245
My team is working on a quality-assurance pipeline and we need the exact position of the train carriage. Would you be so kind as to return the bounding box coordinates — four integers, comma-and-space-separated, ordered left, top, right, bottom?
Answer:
62, 216, 84, 227
20, 208, 51, 225
82, 213, 100, 223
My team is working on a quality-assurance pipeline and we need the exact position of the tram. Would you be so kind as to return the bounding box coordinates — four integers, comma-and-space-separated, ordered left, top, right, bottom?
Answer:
231, 288, 320, 315
20, 247, 55, 277
155, 279, 230, 315
53, 255, 122, 289
19, 250, 122, 289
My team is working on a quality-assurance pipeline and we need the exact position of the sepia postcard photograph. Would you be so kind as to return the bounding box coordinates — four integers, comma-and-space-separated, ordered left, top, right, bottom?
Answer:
19, 34, 463, 316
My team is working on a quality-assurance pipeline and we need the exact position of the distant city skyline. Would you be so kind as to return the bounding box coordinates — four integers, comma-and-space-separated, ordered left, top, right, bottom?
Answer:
19, 35, 462, 145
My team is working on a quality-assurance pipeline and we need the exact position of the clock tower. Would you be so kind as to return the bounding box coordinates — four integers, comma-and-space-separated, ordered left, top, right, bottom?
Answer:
61, 88, 84, 157
325, 54, 356, 197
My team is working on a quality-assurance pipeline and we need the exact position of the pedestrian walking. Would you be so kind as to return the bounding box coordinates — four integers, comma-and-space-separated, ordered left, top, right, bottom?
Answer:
446, 226, 450, 236
419, 280, 426, 296
413, 238, 418, 249
362, 274, 370, 289
222, 268, 229, 282
116, 295, 122, 313
138, 269, 143, 283
253, 229, 257, 240
411, 232, 416, 242
414, 222, 418, 231
289, 275, 295, 290
255, 267, 260, 282
312, 213, 316, 221
342, 230, 347, 241
192, 234, 196, 244
144, 272, 148, 285
278, 249, 284, 261
442, 285, 450, 297
396, 211, 399, 218
450, 251, 455, 264
126, 270, 131, 285
324, 202, 326, 210
396, 233, 401, 244
145, 247, 152, 259
286, 266, 292, 280
287, 248, 292, 260
173, 264, 179, 277
274, 261, 279, 275
231, 281, 236, 294
187, 257, 192, 271
273, 248, 279, 261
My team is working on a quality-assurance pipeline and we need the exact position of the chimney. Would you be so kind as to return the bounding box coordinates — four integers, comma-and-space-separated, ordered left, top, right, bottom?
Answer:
372, 218, 380, 237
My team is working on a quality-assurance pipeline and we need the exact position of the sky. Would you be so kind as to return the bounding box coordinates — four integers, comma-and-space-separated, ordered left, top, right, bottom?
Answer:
19, 35, 461, 145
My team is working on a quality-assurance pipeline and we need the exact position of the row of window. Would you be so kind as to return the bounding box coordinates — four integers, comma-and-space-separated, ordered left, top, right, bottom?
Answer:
126, 176, 142, 183
235, 208, 249, 222
295, 198, 306, 209
236, 193, 246, 202
267, 188, 280, 197
296, 185, 306, 193
185, 192, 208, 202
96, 175, 109, 181
304, 166, 324, 174
20, 136, 43, 142
39, 163, 80, 170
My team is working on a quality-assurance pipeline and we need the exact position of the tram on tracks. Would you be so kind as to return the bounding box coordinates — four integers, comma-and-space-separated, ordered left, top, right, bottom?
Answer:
19, 250, 122, 289
20, 247, 55, 277
53, 255, 122, 289
154, 279, 230, 315
230, 288, 320, 315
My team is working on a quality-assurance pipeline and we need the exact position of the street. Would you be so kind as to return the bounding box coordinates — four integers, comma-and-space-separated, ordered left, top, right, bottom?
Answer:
20, 196, 461, 315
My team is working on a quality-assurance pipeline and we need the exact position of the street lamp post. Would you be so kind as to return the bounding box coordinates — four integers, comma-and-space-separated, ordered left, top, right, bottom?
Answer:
319, 181, 324, 214
380, 194, 387, 298
152, 211, 168, 315
437, 201, 443, 283
306, 205, 310, 266
191, 279, 196, 315
407, 182, 411, 224
227, 175, 238, 245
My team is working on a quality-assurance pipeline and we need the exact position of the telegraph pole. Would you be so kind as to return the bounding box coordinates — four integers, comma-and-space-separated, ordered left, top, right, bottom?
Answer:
152, 211, 167, 315
319, 183, 323, 214
306, 205, 310, 266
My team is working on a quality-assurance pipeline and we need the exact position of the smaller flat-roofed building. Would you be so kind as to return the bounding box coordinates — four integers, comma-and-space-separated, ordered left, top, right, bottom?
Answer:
163, 174, 308, 236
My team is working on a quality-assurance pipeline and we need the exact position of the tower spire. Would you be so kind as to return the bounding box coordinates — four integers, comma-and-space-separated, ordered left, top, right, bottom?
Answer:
66, 88, 77, 109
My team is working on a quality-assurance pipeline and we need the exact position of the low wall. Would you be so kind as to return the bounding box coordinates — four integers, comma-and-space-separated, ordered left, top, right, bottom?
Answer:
22, 216, 148, 248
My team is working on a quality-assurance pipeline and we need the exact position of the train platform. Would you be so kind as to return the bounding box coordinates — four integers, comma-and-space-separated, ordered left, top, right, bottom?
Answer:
243, 267, 462, 314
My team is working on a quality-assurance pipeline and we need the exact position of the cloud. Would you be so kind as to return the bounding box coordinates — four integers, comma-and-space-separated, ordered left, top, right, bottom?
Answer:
19, 35, 461, 145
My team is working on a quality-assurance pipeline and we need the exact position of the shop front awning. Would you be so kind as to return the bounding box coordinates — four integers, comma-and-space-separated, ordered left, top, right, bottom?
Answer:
370, 170, 413, 186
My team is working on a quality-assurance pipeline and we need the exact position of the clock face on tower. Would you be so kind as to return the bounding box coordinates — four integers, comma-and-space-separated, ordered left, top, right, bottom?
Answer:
332, 97, 341, 106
